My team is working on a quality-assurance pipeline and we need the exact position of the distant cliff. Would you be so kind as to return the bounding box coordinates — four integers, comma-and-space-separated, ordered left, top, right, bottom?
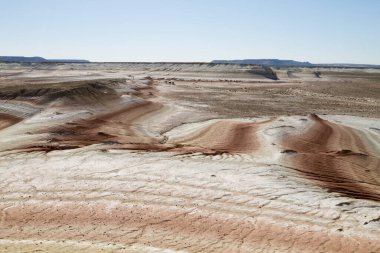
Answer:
212, 59, 380, 68
0, 56, 90, 63
212, 59, 312, 67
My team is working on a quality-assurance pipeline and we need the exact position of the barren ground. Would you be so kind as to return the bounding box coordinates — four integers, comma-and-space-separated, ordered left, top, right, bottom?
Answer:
0, 63, 380, 252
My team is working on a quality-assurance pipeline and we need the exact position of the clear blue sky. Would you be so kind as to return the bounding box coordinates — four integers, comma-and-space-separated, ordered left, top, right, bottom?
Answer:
1, 0, 379, 64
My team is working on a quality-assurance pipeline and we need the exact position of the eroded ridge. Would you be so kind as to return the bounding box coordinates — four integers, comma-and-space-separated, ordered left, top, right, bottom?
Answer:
169, 120, 268, 155
1, 65, 380, 252
0, 78, 168, 153
0, 77, 270, 155
0, 113, 21, 130
281, 114, 380, 201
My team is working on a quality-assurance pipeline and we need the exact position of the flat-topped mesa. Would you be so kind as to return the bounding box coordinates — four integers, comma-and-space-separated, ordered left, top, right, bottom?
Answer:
0, 56, 90, 63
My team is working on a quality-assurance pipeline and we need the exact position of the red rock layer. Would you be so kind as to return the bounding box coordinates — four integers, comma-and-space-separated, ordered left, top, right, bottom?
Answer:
1, 202, 380, 252
0, 113, 21, 130
282, 114, 380, 201
174, 121, 260, 155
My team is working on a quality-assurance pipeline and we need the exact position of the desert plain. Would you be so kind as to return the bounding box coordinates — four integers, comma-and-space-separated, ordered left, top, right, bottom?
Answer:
0, 62, 380, 252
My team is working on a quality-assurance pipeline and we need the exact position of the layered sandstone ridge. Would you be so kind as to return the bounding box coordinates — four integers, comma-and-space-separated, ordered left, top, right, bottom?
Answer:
0, 63, 380, 252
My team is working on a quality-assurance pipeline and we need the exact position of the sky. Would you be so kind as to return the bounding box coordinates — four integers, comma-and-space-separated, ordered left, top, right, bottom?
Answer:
1, 0, 380, 64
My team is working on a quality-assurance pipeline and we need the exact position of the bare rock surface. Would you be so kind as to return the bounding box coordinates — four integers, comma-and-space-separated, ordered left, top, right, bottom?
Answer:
0, 63, 380, 252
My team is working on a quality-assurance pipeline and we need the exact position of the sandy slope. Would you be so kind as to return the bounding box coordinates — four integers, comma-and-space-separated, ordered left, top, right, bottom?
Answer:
0, 63, 379, 252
